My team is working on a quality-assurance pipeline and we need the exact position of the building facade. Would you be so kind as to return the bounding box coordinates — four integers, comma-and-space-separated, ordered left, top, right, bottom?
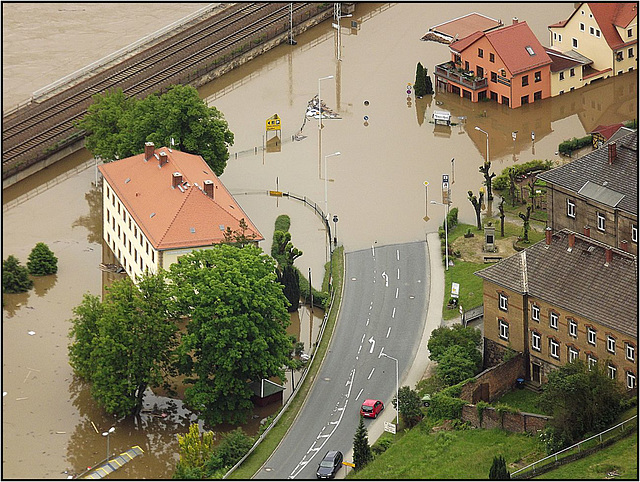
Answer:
476, 229, 637, 390
537, 130, 638, 255
99, 142, 263, 280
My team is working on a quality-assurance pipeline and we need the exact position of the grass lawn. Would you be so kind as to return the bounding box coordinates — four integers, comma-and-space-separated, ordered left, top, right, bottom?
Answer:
534, 433, 638, 480
494, 388, 550, 416
349, 424, 543, 479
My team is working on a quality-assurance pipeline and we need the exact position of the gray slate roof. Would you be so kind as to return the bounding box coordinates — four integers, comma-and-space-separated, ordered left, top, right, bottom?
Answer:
475, 229, 638, 338
537, 131, 637, 216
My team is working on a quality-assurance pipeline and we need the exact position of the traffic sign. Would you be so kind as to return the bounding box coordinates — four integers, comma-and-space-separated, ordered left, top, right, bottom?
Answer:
384, 421, 397, 434
266, 114, 281, 131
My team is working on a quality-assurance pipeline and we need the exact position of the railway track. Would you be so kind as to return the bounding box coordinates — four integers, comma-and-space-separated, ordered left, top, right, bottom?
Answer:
2, 2, 328, 174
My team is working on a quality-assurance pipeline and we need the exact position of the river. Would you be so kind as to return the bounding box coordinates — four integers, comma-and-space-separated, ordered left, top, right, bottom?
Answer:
2, 2, 636, 478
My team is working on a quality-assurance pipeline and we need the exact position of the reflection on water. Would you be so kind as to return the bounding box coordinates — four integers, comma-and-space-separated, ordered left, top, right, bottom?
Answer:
2, 290, 31, 318
33, 274, 58, 297
72, 180, 103, 245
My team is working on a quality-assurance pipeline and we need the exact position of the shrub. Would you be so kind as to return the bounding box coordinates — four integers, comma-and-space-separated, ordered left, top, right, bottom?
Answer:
558, 135, 592, 155
27, 242, 58, 276
489, 454, 510, 479
2, 255, 33, 293
428, 392, 466, 421
493, 160, 554, 191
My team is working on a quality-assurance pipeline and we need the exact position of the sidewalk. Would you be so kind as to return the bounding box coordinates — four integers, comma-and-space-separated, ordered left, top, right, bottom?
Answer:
341, 233, 445, 473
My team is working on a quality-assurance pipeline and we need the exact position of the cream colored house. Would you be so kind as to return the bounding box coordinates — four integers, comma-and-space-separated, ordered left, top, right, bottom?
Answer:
99, 142, 263, 281
548, 2, 637, 84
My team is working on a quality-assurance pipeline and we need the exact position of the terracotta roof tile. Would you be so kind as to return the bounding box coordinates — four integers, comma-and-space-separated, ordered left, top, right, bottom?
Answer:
484, 22, 552, 74
589, 2, 638, 50
589, 123, 625, 140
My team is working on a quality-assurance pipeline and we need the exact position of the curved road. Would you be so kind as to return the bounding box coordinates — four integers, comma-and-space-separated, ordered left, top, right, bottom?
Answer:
256, 241, 430, 479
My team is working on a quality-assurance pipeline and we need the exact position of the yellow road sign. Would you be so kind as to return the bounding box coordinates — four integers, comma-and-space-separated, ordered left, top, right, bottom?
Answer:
269, 191, 283, 197
266, 114, 281, 131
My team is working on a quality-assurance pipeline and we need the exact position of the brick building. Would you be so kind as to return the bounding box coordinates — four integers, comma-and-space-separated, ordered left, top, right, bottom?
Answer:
475, 229, 637, 391
537, 130, 637, 255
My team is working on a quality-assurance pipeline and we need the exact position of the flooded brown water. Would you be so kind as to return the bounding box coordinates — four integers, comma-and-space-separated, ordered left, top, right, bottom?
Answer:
3, 2, 636, 479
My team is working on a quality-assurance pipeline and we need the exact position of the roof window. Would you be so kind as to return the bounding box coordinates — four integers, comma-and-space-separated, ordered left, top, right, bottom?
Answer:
525, 46, 535, 56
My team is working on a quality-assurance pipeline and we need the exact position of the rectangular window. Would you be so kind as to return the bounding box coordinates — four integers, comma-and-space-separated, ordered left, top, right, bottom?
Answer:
569, 319, 577, 338
559, 71, 565, 81
634, 225, 639, 243
572, 38, 578, 48
570, 68, 575, 77
607, 336, 616, 354
534, 91, 542, 101
531, 304, 540, 322
589, 26, 594, 35
588, 355, 597, 369
499, 293, 508, 311
521, 95, 529, 105
588, 327, 596, 346
597, 212, 606, 231
499, 320, 509, 340
553, 32, 557, 41
568, 347, 578, 362
491, 71, 497, 83
107, 233, 110, 244
626, 343, 635, 361
580, 22, 585, 31
532, 331, 541, 351
151, 250, 155, 263
112, 217, 115, 230
522, 75, 529, 87
595, 29, 600, 37
534, 71, 541, 82
558, 34, 562, 42
628, 47, 634, 58
608, 364, 617, 379
627, 371, 636, 389
489, 53, 495, 63
550, 339, 559, 359
550, 312, 558, 330
465, 61, 469, 71
567, 198, 575, 218
478, 48, 483, 58
628, 29, 633, 38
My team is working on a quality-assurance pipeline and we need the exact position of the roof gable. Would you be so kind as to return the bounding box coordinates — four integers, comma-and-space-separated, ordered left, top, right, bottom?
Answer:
589, 2, 637, 50
484, 22, 552, 74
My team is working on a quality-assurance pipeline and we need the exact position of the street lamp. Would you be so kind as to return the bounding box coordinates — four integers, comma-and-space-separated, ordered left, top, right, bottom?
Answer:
332, 215, 339, 247
324, 152, 340, 219
380, 352, 399, 428
102, 426, 115, 461
431, 200, 449, 270
475, 126, 489, 164
318, 75, 334, 178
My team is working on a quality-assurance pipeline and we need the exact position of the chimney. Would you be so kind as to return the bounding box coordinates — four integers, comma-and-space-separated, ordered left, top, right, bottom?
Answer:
144, 142, 155, 161
203, 179, 214, 198
583, 225, 590, 237
545, 227, 552, 246
159, 151, 168, 167
172, 172, 183, 189
620, 240, 628, 252
512, 17, 519, 25
567, 232, 575, 251
604, 247, 613, 266
608, 142, 616, 165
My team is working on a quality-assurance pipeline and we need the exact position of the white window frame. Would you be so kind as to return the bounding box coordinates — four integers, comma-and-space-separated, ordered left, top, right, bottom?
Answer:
607, 336, 616, 354
572, 37, 578, 48
589, 26, 594, 35
595, 29, 600, 37
626, 343, 635, 361
558, 34, 562, 42
569, 319, 577, 338
550, 312, 559, 330
531, 304, 540, 322
588, 327, 596, 346
627, 371, 636, 389
588, 355, 597, 369
580, 22, 585, 31
632, 225, 638, 243
568, 347, 578, 362
532, 331, 541, 351
608, 364, 617, 380
559, 71, 565, 81
597, 212, 606, 232
550, 339, 560, 359
567, 198, 575, 218
499, 320, 509, 340
499, 293, 508, 311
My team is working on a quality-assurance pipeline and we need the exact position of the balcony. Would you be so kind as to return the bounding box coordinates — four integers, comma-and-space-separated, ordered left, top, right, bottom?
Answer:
435, 61, 488, 91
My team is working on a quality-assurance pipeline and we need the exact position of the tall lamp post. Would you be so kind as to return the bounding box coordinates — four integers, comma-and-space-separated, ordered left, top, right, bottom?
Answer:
475, 126, 489, 164
431, 200, 449, 270
324, 152, 341, 220
332, 215, 339, 247
318, 75, 334, 178
380, 352, 399, 428
102, 426, 115, 461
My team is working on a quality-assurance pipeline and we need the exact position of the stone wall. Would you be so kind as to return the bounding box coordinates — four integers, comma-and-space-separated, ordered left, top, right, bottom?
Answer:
460, 352, 527, 403
461, 404, 550, 434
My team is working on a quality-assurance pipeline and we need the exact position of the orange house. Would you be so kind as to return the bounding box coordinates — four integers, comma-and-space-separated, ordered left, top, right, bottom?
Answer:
434, 19, 553, 108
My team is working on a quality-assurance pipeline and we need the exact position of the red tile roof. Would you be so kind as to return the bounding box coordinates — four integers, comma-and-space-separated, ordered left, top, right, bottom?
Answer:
99, 146, 263, 251
589, 2, 638, 50
590, 123, 625, 140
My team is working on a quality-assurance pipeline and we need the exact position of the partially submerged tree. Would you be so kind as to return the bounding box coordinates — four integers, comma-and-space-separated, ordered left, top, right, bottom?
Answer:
498, 198, 506, 237
519, 205, 532, 243
2, 255, 33, 294
27, 242, 58, 276
479, 161, 496, 200
467, 190, 482, 230
353, 416, 373, 471
414, 62, 427, 97
508, 168, 518, 206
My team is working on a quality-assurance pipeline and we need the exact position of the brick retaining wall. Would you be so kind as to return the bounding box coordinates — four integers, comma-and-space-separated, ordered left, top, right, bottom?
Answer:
461, 404, 550, 434
459, 352, 527, 403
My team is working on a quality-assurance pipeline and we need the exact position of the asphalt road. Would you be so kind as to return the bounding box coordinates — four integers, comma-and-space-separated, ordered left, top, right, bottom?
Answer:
255, 241, 430, 479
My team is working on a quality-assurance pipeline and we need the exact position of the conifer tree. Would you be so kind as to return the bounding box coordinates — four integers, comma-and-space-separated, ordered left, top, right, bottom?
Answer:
353, 415, 373, 471
414, 62, 427, 97
489, 454, 510, 479
2, 255, 33, 293
27, 242, 58, 275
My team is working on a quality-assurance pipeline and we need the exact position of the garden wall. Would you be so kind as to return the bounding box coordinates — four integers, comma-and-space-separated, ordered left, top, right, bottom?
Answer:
461, 405, 550, 434
459, 352, 527, 403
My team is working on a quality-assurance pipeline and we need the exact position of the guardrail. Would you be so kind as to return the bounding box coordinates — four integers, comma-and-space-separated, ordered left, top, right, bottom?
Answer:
511, 414, 637, 478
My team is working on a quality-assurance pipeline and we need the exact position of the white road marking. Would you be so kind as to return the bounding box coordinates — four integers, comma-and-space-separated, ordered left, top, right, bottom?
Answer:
378, 347, 385, 358
358, 345, 362, 354
397, 268, 400, 279
397, 249, 400, 260
381, 271, 388, 286
372, 245, 375, 257
368, 336, 375, 353
356, 388, 363, 400
361, 333, 366, 344
366, 318, 370, 326
368, 367, 375, 379
386, 327, 391, 338
392, 307, 396, 318
395, 287, 399, 299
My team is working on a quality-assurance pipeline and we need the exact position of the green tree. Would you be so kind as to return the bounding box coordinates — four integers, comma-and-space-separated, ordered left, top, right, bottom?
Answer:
77, 85, 234, 175
68, 271, 178, 416
353, 415, 373, 471
489, 454, 510, 479
428, 324, 482, 369
414, 62, 428, 97
436, 345, 478, 385
539, 360, 625, 444
208, 428, 254, 473
169, 244, 291, 426
174, 423, 215, 479
519, 205, 532, 243
425, 68, 434, 95
392, 386, 423, 428
271, 229, 303, 312
2, 255, 33, 293
222, 218, 257, 247
27, 242, 58, 275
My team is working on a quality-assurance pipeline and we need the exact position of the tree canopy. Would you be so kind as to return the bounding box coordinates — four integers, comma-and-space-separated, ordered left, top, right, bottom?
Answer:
77, 84, 234, 175
392, 385, 423, 428
353, 415, 373, 471
2, 255, 33, 293
27, 242, 58, 275
169, 244, 291, 426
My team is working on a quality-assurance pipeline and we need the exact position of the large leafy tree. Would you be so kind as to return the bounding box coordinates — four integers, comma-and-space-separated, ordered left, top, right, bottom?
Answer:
169, 244, 291, 426
27, 242, 58, 275
68, 271, 178, 416
77, 85, 234, 175
428, 324, 482, 369
2, 255, 33, 293
436, 345, 478, 385
392, 385, 423, 428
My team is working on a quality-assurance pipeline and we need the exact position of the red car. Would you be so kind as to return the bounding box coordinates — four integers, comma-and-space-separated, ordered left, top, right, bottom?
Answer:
360, 399, 384, 418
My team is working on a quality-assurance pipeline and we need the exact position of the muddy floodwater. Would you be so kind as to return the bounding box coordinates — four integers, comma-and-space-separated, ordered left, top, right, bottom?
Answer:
2, 2, 637, 479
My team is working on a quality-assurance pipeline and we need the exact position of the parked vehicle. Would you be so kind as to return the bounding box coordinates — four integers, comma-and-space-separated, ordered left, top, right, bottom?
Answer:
316, 450, 343, 479
360, 399, 384, 418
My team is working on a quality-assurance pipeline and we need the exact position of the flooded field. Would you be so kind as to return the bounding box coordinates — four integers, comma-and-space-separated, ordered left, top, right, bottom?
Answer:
2, 2, 636, 478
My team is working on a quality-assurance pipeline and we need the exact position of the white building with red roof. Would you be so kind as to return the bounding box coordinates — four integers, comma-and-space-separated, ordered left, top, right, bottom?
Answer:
99, 142, 263, 280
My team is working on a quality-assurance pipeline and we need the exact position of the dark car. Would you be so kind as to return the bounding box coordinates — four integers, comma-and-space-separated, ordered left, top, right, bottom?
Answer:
360, 399, 384, 418
316, 450, 343, 479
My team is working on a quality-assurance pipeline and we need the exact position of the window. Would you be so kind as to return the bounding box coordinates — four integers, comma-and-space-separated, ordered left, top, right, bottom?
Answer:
597, 212, 605, 232
626, 343, 635, 361
553, 32, 557, 41
151, 250, 155, 263
587, 327, 596, 346
595, 29, 600, 37
616, 52, 623, 62
607, 336, 616, 354
534, 71, 541, 82
628, 29, 633, 38
572, 38, 578, 48
500, 69, 506, 77
478, 48, 483, 58
534, 91, 542, 101
568, 347, 579, 362
588, 355, 597, 369
569, 319, 577, 338
580, 22, 585, 31
550, 339, 559, 359
558, 34, 562, 42
532, 331, 541, 351
589, 26, 594, 35
489, 53, 495, 63
521, 95, 529, 105
531, 304, 540, 322
499, 319, 509, 340
522, 75, 529, 87
608, 364, 617, 380
629, 47, 634, 58
559, 71, 565, 81
567, 198, 575, 218
570, 67, 575, 77
491, 71, 497, 83
627, 371, 636, 389
525, 46, 535, 56
499, 293, 508, 311
550, 312, 558, 330
465, 61, 469, 71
